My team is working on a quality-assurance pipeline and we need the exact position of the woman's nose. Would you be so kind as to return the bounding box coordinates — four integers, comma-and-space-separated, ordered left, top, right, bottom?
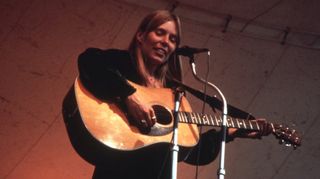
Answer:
160, 35, 172, 48
160, 35, 169, 45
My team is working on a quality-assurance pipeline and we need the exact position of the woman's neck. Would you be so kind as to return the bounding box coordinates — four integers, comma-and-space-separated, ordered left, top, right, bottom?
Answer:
135, 48, 163, 88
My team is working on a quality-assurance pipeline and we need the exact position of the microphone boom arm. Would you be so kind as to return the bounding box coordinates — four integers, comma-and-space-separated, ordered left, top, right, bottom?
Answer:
188, 52, 228, 179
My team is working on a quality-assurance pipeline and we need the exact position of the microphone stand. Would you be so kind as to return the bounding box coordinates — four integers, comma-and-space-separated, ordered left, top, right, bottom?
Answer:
187, 52, 228, 179
171, 88, 184, 179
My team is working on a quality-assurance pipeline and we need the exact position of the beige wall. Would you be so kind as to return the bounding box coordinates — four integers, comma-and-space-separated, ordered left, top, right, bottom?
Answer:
1, 0, 319, 178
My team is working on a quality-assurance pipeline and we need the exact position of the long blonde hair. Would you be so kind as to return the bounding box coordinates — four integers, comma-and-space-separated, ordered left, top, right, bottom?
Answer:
128, 10, 183, 87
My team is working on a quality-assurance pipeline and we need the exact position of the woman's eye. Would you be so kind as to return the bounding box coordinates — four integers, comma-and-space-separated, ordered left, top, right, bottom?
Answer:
154, 28, 178, 44
155, 29, 165, 35
169, 35, 177, 43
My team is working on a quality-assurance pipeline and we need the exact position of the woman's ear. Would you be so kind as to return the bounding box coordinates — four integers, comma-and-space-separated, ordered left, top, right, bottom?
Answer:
136, 31, 144, 43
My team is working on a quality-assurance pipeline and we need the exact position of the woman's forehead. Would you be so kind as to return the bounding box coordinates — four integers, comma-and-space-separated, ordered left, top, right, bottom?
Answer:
157, 21, 178, 35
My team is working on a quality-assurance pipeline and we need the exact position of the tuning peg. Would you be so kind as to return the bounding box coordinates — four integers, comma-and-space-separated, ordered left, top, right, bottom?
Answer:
285, 143, 292, 147
279, 139, 284, 145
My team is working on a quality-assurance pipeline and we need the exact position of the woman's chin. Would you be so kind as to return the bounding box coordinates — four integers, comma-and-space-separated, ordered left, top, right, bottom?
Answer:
149, 56, 167, 65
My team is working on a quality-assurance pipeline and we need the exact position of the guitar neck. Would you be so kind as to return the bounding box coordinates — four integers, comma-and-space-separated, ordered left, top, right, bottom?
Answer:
178, 111, 262, 131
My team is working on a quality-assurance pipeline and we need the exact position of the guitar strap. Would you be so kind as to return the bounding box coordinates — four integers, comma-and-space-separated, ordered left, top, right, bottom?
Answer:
170, 78, 256, 120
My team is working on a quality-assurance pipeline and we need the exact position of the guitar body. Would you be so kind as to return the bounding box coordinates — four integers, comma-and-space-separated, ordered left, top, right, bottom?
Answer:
63, 78, 199, 165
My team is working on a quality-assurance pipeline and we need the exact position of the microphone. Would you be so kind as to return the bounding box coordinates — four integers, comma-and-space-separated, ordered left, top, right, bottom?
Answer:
175, 45, 209, 57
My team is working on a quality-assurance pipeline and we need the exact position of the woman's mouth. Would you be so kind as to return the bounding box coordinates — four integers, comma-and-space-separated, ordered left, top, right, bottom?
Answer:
154, 48, 167, 57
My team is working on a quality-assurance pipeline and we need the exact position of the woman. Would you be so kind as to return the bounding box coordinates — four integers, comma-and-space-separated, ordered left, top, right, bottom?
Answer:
75, 10, 271, 178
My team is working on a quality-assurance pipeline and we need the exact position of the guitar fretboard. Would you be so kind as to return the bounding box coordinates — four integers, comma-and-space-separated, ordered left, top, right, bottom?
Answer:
178, 112, 261, 131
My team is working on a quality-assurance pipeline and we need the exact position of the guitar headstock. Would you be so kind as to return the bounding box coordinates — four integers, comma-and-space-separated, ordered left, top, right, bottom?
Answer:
272, 123, 302, 149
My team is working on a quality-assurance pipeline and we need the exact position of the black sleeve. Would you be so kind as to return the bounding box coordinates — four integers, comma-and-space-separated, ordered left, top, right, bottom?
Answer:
183, 129, 235, 165
78, 48, 136, 100
183, 129, 221, 165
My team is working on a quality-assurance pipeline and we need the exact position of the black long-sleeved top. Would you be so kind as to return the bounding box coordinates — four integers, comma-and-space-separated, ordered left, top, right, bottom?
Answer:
78, 48, 138, 100
77, 48, 222, 179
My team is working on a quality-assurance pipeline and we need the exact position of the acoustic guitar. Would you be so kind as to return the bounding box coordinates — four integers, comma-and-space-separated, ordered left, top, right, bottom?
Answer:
72, 78, 301, 153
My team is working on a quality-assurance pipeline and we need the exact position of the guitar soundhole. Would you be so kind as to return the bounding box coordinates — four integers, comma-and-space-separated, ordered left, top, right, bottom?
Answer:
152, 105, 172, 125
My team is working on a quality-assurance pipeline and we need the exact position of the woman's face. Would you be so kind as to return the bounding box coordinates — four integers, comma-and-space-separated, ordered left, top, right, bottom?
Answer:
138, 21, 178, 67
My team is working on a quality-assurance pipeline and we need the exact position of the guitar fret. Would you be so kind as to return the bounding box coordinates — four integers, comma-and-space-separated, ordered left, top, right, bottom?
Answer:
180, 112, 188, 122
242, 119, 247, 129
190, 113, 197, 124
199, 114, 203, 125
255, 121, 260, 130
193, 113, 198, 124
197, 113, 201, 124
238, 119, 245, 129
178, 112, 182, 122
227, 117, 231, 127
202, 114, 210, 125
186, 113, 191, 123
236, 118, 240, 128
228, 118, 232, 127
270, 122, 275, 131
225, 117, 229, 127
249, 120, 253, 129
196, 113, 201, 124
184, 112, 190, 123
230, 117, 235, 128
209, 115, 215, 126
206, 115, 214, 126
219, 116, 228, 127
214, 115, 220, 126
191, 113, 195, 124
245, 120, 251, 129
186, 113, 190, 123
183, 112, 188, 123
179, 112, 185, 123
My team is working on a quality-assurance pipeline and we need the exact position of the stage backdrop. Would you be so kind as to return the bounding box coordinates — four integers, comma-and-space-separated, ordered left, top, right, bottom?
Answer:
1, 0, 319, 178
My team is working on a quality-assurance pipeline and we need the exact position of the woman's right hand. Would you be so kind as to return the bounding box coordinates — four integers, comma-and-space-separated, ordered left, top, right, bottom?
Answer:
124, 93, 157, 128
